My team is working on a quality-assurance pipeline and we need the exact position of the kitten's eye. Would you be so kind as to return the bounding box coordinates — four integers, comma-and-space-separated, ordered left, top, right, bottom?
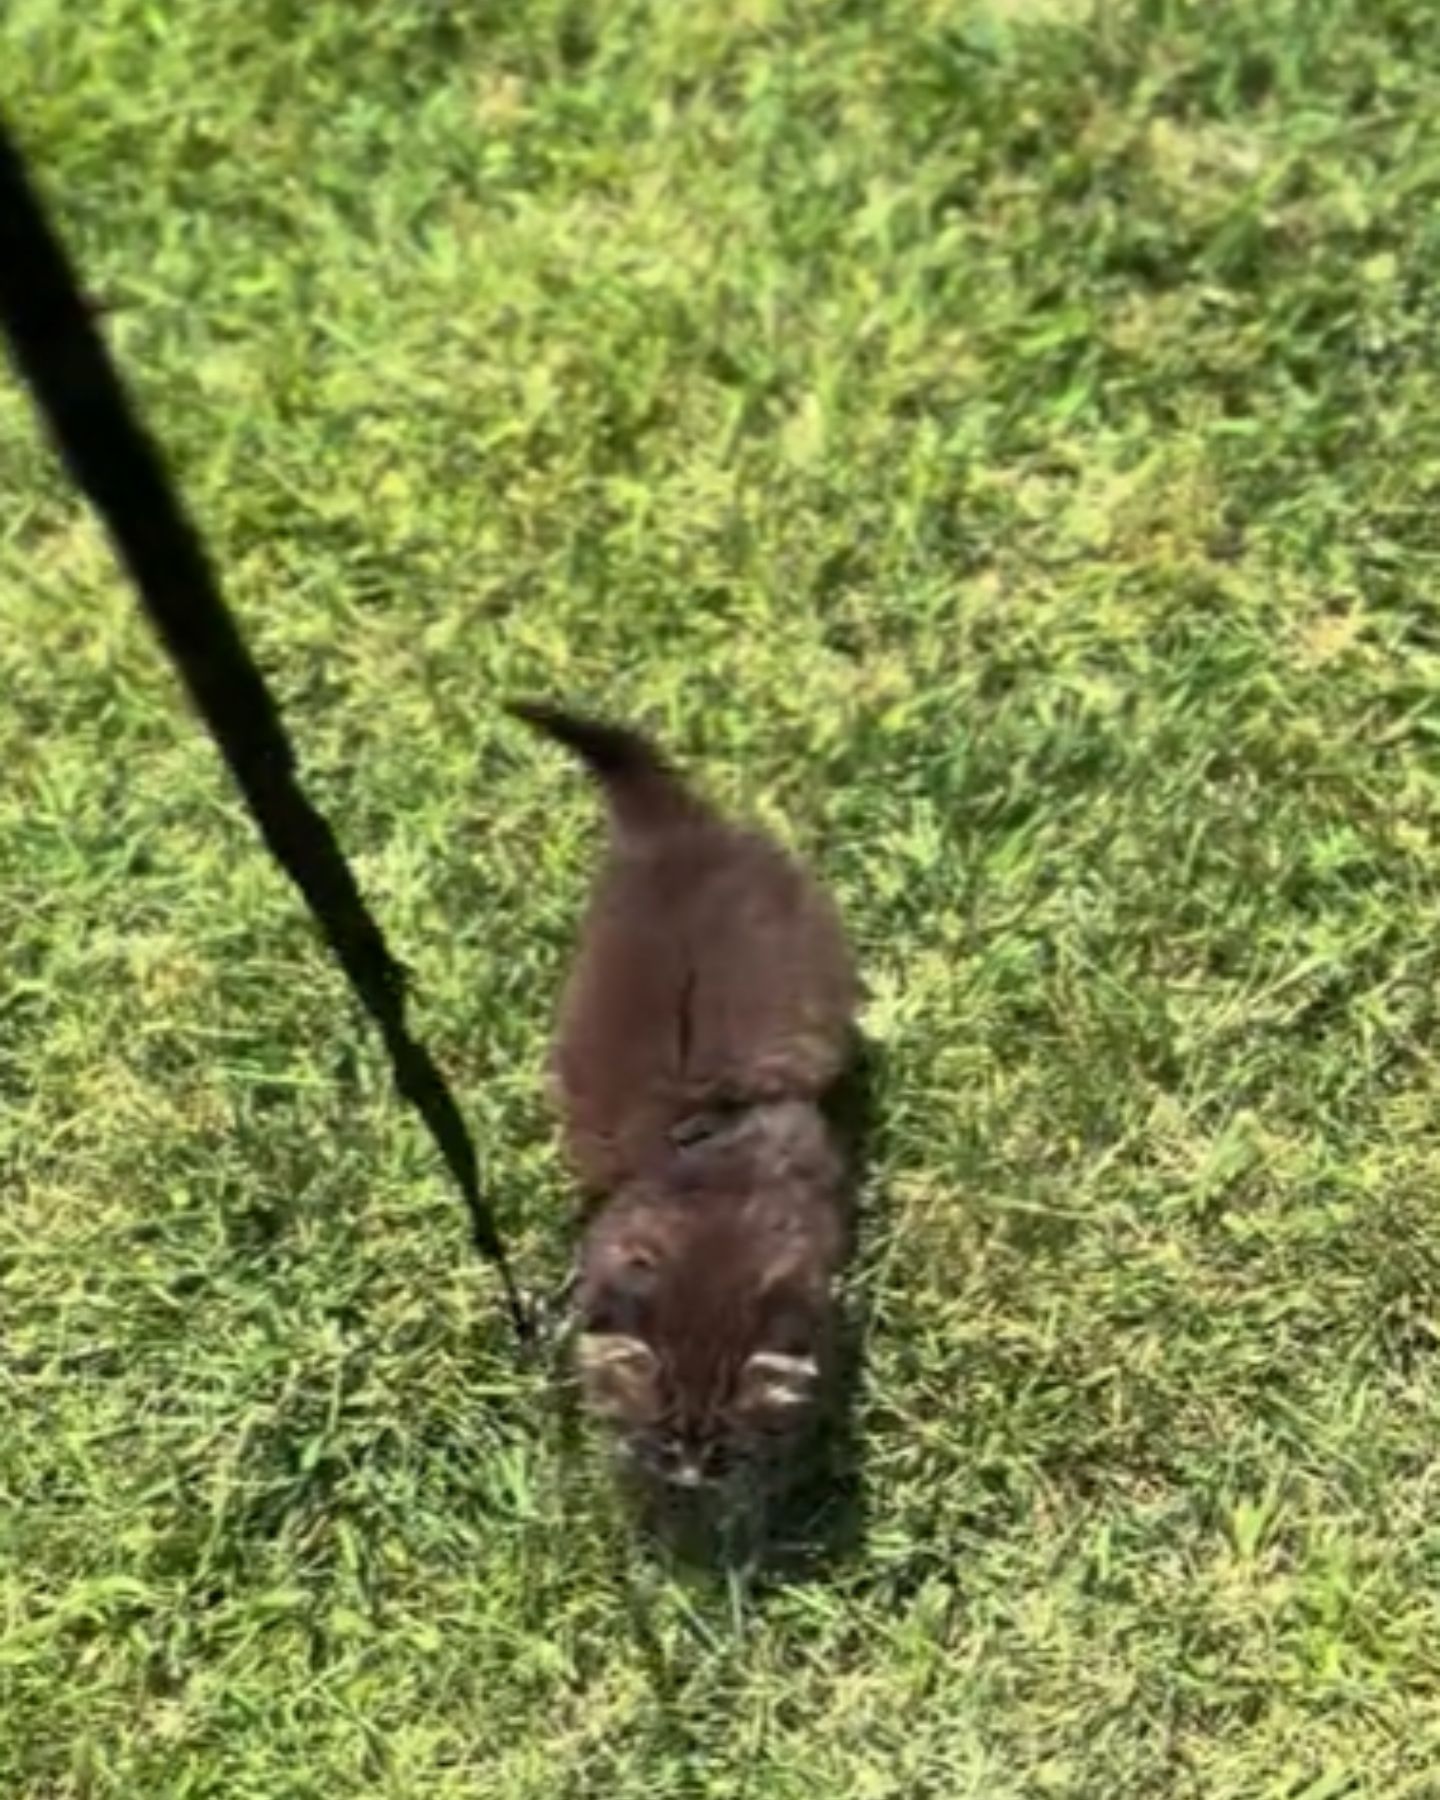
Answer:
700, 1442, 735, 1480
652, 1437, 704, 1488
637, 1435, 673, 1478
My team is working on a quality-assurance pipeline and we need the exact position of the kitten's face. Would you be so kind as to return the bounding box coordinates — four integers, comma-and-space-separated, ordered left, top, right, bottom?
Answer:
576, 1216, 832, 1492
579, 1329, 820, 1489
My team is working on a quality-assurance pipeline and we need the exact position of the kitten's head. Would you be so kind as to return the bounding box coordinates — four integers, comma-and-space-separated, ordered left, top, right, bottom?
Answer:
575, 1105, 843, 1491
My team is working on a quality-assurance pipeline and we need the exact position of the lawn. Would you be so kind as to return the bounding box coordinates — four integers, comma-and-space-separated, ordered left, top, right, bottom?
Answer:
5, 0, 1440, 1792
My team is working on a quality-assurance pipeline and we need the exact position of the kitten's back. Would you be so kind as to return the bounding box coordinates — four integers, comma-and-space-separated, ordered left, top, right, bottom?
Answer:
510, 704, 857, 1187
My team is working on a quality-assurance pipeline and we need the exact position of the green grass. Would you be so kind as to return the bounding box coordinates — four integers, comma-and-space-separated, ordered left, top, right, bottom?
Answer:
6, 0, 1440, 1791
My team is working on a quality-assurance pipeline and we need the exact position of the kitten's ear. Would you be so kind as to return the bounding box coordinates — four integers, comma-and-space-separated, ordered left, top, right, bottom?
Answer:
577, 1332, 661, 1421
738, 1347, 821, 1418
743, 1260, 826, 1421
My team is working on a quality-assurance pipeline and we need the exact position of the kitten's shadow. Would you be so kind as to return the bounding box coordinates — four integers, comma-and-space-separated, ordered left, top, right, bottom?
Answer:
633, 1032, 885, 1584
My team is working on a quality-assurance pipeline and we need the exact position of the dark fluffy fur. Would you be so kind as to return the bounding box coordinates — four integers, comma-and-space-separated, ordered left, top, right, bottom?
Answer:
511, 702, 857, 1492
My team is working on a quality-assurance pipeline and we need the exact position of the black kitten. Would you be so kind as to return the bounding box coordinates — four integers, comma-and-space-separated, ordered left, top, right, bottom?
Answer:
510, 703, 858, 1495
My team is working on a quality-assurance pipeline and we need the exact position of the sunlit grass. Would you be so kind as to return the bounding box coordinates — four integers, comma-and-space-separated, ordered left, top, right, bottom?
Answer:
6, 2, 1440, 1793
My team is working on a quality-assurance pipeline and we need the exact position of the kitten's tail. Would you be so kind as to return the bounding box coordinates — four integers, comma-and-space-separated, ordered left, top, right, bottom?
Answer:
507, 701, 706, 835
